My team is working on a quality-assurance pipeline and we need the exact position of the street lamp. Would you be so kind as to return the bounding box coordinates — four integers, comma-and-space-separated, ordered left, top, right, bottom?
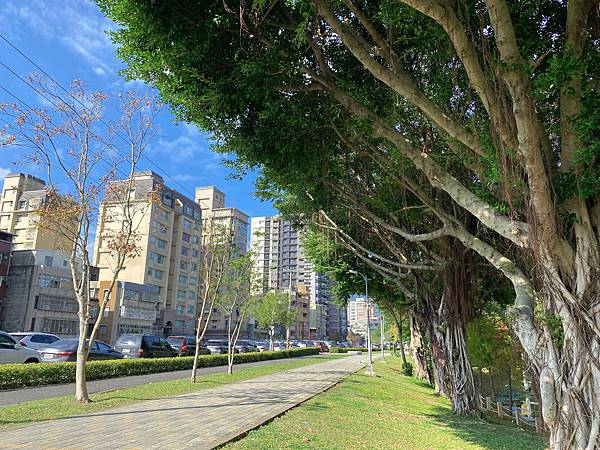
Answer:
349, 269, 374, 375
380, 313, 385, 362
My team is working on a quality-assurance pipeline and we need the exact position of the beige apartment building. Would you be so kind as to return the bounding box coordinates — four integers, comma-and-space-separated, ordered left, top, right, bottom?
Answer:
0, 173, 89, 335
195, 186, 253, 339
0, 173, 70, 251
93, 172, 202, 339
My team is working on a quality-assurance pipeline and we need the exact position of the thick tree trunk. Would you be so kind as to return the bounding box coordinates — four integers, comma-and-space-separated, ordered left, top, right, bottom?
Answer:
409, 310, 430, 382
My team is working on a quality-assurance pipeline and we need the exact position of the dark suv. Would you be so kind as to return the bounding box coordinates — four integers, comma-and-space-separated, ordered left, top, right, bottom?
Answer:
166, 336, 210, 356
114, 334, 178, 359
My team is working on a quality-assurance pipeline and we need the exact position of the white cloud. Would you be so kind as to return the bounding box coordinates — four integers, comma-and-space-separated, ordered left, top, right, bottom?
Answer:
0, 0, 118, 77
0, 167, 12, 179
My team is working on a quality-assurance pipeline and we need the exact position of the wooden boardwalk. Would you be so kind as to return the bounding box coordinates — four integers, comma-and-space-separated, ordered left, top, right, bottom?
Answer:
0, 355, 365, 449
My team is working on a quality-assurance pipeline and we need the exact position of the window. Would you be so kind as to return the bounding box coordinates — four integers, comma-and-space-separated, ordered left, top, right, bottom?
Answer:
35, 295, 78, 312
42, 318, 77, 335
184, 205, 194, 217
182, 232, 190, 243
180, 246, 189, 257
177, 289, 186, 300
15, 216, 24, 224
178, 275, 187, 285
157, 239, 166, 249
160, 210, 170, 221
149, 235, 157, 245
18, 200, 27, 210
191, 263, 198, 271
62, 260, 68, 267
176, 305, 184, 314
194, 222, 201, 231
175, 319, 185, 328
180, 261, 188, 271
187, 305, 195, 314
188, 290, 196, 300
2, 201, 13, 212
149, 251, 165, 264
154, 270, 163, 280
183, 219, 192, 230
44, 256, 53, 267
189, 276, 197, 286
0, 334, 16, 349
192, 249, 199, 258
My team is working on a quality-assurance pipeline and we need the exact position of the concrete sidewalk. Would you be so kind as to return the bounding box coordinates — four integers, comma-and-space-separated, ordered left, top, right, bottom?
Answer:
0, 354, 365, 449
0, 354, 330, 406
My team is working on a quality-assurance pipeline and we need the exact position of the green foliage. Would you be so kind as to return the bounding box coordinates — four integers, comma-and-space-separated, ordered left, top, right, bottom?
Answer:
466, 315, 521, 371
0, 348, 319, 390
252, 290, 295, 330
330, 347, 368, 353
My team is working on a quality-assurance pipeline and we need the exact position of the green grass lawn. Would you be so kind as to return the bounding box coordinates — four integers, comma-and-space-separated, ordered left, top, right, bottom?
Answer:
0, 354, 343, 430
227, 357, 546, 450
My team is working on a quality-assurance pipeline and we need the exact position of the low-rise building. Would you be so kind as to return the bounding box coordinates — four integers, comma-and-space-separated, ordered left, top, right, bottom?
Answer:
0, 250, 94, 336
92, 280, 160, 344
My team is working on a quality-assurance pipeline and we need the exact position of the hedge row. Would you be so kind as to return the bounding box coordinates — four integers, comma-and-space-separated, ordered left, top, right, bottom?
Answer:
330, 347, 369, 353
0, 347, 319, 390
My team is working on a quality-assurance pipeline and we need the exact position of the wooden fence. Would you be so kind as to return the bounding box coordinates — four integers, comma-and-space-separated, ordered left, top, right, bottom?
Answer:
478, 395, 545, 434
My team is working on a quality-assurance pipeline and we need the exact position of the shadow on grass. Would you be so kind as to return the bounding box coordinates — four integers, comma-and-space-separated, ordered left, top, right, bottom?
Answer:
423, 405, 546, 450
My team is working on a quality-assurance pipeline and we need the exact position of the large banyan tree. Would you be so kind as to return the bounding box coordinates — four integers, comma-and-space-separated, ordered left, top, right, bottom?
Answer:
98, 0, 600, 447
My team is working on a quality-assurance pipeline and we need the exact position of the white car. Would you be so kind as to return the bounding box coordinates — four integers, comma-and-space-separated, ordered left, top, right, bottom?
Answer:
0, 331, 41, 364
10, 332, 61, 350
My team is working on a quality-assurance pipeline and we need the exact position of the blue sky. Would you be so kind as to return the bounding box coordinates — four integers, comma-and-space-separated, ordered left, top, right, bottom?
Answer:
0, 0, 276, 218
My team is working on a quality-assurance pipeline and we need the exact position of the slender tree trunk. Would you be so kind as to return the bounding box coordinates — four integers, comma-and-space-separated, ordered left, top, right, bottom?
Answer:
227, 314, 233, 375
489, 370, 495, 399
269, 326, 274, 351
74, 309, 89, 403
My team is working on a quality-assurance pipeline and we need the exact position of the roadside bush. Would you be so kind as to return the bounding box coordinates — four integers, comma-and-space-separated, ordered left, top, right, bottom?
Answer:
330, 347, 368, 353
402, 362, 413, 376
0, 347, 319, 390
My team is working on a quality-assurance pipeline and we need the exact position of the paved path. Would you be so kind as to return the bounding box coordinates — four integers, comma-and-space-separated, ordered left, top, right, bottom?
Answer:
0, 354, 331, 406
0, 355, 365, 449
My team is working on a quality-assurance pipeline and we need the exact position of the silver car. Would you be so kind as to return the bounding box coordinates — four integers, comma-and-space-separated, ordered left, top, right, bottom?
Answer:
10, 332, 61, 350
0, 331, 41, 364
205, 340, 226, 354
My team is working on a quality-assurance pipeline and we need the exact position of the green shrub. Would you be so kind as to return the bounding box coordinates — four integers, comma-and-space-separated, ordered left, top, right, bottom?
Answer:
0, 347, 319, 390
330, 347, 368, 353
402, 362, 413, 376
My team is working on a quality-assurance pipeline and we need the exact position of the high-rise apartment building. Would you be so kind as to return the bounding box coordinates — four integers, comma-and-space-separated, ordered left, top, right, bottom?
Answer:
0, 173, 70, 251
347, 295, 380, 337
195, 186, 252, 339
250, 216, 346, 340
93, 172, 202, 339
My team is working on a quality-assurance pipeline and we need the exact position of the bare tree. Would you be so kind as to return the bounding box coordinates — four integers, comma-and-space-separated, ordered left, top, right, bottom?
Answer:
190, 217, 237, 383
216, 252, 258, 375
0, 77, 160, 403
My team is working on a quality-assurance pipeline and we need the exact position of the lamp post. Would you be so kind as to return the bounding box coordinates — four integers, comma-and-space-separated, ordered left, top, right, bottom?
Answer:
349, 270, 373, 375
380, 313, 385, 362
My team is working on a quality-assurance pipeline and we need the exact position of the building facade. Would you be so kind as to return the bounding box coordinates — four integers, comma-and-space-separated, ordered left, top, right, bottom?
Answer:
0, 173, 70, 251
195, 186, 253, 339
0, 249, 94, 335
347, 295, 380, 337
93, 172, 202, 338
250, 216, 346, 340
0, 230, 14, 310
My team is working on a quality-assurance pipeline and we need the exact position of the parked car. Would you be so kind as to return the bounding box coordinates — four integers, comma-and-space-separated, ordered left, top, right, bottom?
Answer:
235, 340, 258, 353
205, 340, 227, 354
166, 336, 210, 357
0, 331, 41, 364
10, 332, 61, 350
255, 341, 269, 352
38, 339, 123, 362
311, 341, 329, 352
114, 334, 177, 359
273, 341, 285, 351
296, 340, 308, 348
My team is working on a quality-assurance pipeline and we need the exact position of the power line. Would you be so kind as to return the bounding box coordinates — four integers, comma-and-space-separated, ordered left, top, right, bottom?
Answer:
0, 32, 198, 200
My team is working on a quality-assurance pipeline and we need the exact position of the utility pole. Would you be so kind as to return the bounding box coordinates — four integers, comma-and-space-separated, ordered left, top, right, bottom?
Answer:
349, 270, 373, 375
